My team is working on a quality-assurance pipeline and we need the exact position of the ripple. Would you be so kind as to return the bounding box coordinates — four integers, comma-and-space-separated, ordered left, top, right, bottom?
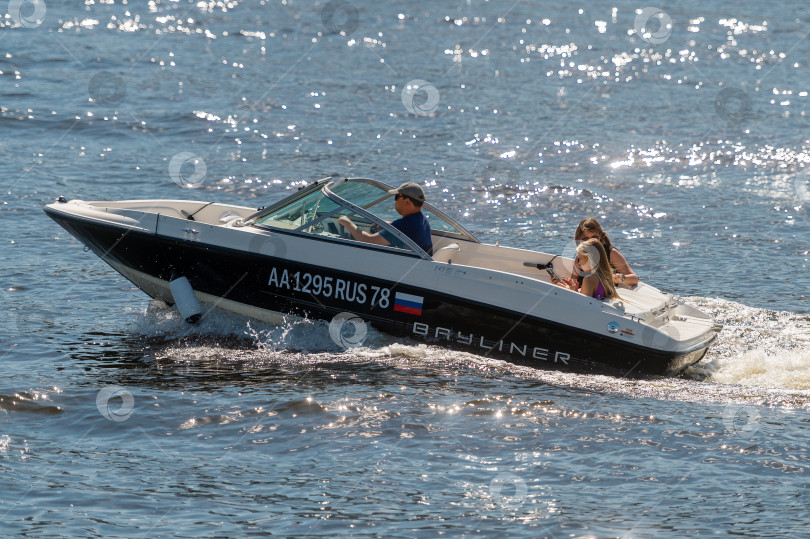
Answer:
0, 391, 63, 415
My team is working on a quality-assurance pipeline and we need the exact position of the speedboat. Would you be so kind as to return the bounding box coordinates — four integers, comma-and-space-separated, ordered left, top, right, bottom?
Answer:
44, 177, 721, 376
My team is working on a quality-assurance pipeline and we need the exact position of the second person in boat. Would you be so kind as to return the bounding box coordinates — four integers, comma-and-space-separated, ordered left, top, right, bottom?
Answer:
574, 217, 638, 286
557, 238, 619, 300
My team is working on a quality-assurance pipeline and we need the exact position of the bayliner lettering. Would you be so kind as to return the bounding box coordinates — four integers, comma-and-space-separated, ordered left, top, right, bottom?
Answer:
412, 322, 570, 364
267, 267, 391, 307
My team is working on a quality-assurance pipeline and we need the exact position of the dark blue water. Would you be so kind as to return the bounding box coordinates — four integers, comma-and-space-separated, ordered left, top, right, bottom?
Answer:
2, 1, 810, 536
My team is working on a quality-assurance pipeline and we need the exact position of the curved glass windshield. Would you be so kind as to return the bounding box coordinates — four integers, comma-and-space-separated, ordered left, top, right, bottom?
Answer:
329, 180, 389, 208
328, 180, 477, 241
250, 178, 478, 255
253, 181, 414, 252
254, 186, 340, 230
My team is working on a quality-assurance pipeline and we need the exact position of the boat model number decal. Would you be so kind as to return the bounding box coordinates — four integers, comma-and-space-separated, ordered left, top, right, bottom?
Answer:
267, 267, 391, 308
412, 322, 571, 364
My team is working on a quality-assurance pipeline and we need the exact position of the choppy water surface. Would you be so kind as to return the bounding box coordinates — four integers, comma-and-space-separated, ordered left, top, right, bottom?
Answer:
2, 0, 809, 536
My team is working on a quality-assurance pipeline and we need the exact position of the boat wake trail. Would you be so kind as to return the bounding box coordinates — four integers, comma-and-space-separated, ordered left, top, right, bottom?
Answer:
127, 300, 509, 372
128, 298, 810, 401
685, 297, 810, 390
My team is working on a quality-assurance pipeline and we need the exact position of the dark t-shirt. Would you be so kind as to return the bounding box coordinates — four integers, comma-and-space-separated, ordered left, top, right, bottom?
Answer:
382, 211, 433, 255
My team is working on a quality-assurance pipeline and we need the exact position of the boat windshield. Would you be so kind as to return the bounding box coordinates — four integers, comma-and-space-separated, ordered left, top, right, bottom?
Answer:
326, 179, 477, 241
250, 178, 477, 254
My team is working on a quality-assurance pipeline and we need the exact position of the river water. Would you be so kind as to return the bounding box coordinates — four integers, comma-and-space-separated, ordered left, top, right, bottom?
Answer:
2, 0, 810, 536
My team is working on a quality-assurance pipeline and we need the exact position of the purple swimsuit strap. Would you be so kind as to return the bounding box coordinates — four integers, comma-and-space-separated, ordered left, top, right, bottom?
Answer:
592, 281, 606, 300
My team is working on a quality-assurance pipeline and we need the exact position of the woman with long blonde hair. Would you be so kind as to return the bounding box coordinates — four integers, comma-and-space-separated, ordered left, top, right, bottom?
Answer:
558, 238, 618, 300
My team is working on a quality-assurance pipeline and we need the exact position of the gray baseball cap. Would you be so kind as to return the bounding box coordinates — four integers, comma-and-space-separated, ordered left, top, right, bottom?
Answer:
388, 181, 426, 202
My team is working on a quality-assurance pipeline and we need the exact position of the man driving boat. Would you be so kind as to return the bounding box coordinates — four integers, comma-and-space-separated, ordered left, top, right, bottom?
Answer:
338, 182, 433, 255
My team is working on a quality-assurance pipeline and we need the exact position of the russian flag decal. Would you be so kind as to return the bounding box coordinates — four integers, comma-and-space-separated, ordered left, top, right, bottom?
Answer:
394, 292, 423, 315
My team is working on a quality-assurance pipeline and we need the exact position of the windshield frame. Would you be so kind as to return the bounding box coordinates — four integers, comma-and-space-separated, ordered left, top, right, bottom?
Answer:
329, 178, 479, 244
245, 177, 480, 259
243, 177, 332, 224
322, 180, 430, 258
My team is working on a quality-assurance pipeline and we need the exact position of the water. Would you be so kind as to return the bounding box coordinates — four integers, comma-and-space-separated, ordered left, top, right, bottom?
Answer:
2, 0, 810, 536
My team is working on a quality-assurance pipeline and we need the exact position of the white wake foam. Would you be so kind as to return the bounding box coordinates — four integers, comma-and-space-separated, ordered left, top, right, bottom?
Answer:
684, 296, 810, 389
128, 298, 810, 396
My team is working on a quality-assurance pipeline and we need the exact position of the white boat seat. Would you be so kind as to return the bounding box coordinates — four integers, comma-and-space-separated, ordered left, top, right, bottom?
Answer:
433, 243, 460, 263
